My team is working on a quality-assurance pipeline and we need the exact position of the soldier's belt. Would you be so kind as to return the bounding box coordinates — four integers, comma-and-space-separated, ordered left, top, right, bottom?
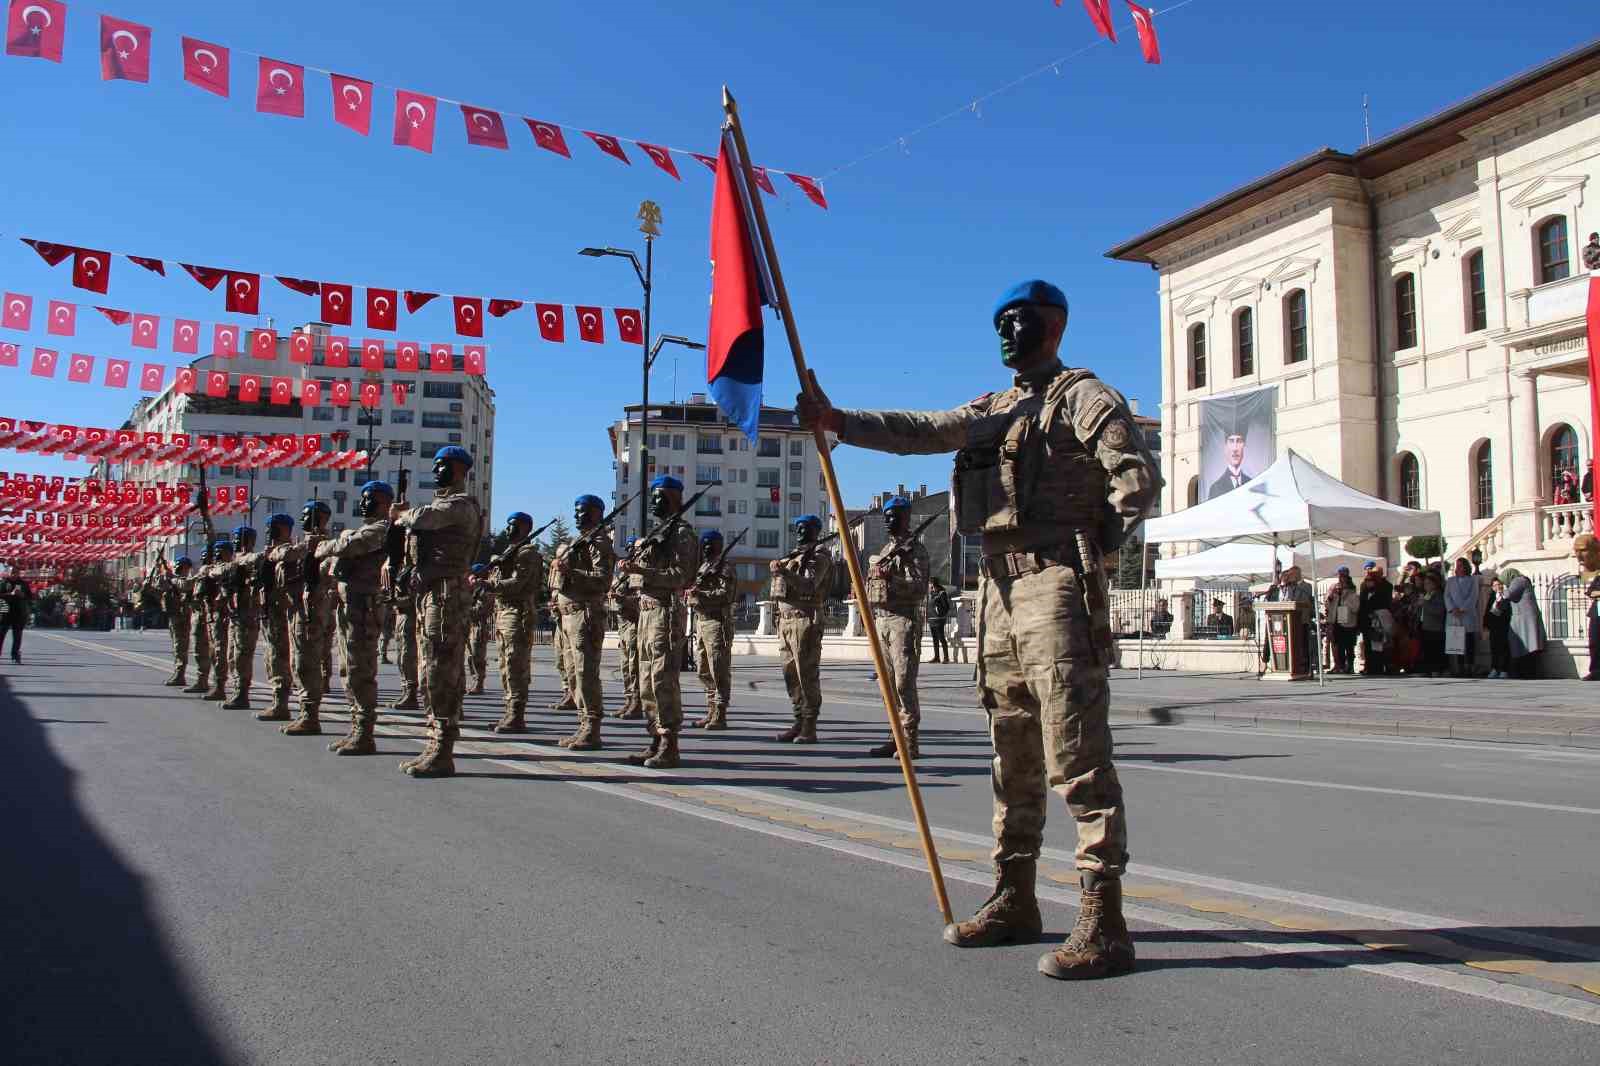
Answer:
980, 544, 1088, 579
557, 597, 603, 615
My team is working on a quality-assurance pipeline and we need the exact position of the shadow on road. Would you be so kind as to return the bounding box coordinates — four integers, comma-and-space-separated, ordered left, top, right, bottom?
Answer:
0, 677, 235, 1066
1128, 926, 1600, 970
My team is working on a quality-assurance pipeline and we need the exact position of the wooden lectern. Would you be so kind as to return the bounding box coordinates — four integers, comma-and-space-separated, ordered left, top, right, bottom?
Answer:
1259, 600, 1311, 681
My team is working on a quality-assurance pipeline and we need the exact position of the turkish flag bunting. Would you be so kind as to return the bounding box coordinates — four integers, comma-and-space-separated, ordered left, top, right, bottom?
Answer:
462, 105, 509, 149
330, 380, 351, 407
576, 306, 605, 343
131, 313, 158, 348
46, 300, 74, 336
2, 293, 31, 330
205, 370, 228, 397
750, 166, 776, 196
276, 276, 320, 296
257, 58, 306, 118
453, 297, 483, 337
429, 344, 452, 373
637, 142, 680, 180
128, 255, 164, 275
95, 306, 131, 326
67, 354, 93, 383
182, 264, 225, 290
367, 288, 397, 329
394, 90, 437, 153
331, 74, 373, 135
227, 273, 261, 314
391, 382, 408, 406
487, 299, 522, 318
300, 380, 321, 406
463, 345, 486, 376
535, 304, 565, 342
181, 37, 229, 97
270, 377, 293, 405
403, 291, 438, 314
104, 359, 130, 388
360, 339, 383, 371
289, 332, 314, 364
1082, 0, 1117, 41
395, 342, 420, 372
173, 319, 199, 354
238, 375, 262, 403
174, 367, 196, 394
0, 342, 18, 367
99, 15, 151, 82
139, 363, 163, 391
6, 0, 65, 62
526, 119, 571, 157
690, 153, 718, 173
250, 329, 277, 360
359, 381, 381, 408
72, 249, 110, 293
1126, 1, 1160, 63
213, 324, 239, 357
301, 434, 320, 454
326, 335, 350, 367
320, 283, 353, 324
615, 308, 643, 344
23, 238, 72, 266
29, 348, 56, 377
786, 174, 829, 210
583, 131, 630, 164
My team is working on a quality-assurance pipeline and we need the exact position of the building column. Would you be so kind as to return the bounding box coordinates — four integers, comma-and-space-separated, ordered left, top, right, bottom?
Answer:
1511, 368, 1541, 505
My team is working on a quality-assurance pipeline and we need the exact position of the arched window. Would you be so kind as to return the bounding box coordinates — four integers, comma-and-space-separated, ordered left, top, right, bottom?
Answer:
1284, 289, 1308, 363
1394, 273, 1417, 349
1186, 476, 1199, 508
1188, 323, 1207, 388
1473, 441, 1494, 520
1464, 249, 1486, 332
1398, 453, 1421, 510
1550, 424, 1578, 496
1234, 307, 1254, 376
1537, 216, 1569, 284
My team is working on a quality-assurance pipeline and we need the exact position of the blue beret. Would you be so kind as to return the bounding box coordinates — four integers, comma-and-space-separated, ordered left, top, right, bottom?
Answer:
650, 475, 684, 492
213, 538, 233, 551
267, 513, 294, 529
470, 563, 487, 574
233, 525, 255, 538
175, 556, 193, 568
359, 480, 395, 498
794, 514, 822, 529
883, 495, 911, 513
434, 445, 473, 469
625, 536, 638, 548
506, 511, 533, 527
303, 499, 331, 516
700, 529, 724, 544
993, 279, 1068, 325
575, 494, 604, 511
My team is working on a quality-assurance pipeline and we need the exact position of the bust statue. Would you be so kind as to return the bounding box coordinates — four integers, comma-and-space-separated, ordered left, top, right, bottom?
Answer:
1583, 232, 1600, 272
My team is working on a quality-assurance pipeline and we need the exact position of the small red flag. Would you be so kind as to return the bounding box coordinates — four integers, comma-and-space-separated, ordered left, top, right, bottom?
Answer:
250, 329, 277, 360
453, 297, 483, 337
615, 308, 643, 344
403, 291, 438, 314
213, 324, 239, 358
462, 105, 509, 149
72, 249, 110, 293
359, 381, 381, 408
23, 238, 72, 266
526, 119, 571, 157
326, 336, 350, 366
690, 153, 718, 173
139, 363, 163, 391
429, 343, 453, 373
205, 371, 229, 398
462, 345, 486, 376
46, 300, 75, 336
535, 303, 565, 342
173, 319, 199, 354
367, 288, 397, 330
2, 293, 31, 330
1083, 0, 1117, 41
227, 273, 261, 314
394, 90, 437, 153
270, 376, 293, 405
639, 142, 680, 180
331, 74, 373, 135
127, 255, 165, 275
29, 348, 56, 377
67, 354, 94, 384
276, 276, 320, 296
6, 0, 65, 62
583, 131, 630, 164
786, 174, 829, 210
329, 380, 351, 407
104, 358, 130, 388
0, 341, 18, 366
750, 165, 776, 196
238, 375, 262, 403
289, 332, 314, 364
183, 264, 225, 290
182, 37, 229, 97
99, 15, 151, 82
359, 339, 383, 371
131, 313, 158, 348
257, 58, 305, 118
576, 306, 604, 343
391, 381, 409, 405
94, 307, 131, 326
174, 367, 196, 394
395, 342, 420, 372
1126, 1, 1160, 63
300, 380, 321, 407
487, 299, 522, 318
319, 283, 353, 325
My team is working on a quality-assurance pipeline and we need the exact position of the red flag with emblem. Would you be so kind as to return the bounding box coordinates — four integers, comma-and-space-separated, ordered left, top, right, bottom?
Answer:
488, 299, 522, 318
227, 273, 261, 314
181, 37, 228, 97
453, 297, 483, 337
526, 119, 571, 157
429, 344, 452, 373
276, 276, 320, 296
173, 319, 199, 354
361, 339, 384, 371
403, 291, 437, 314
131, 312, 158, 348
615, 309, 643, 344
2, 292, 31, 330
638, 142, 680, 180
393, 90, 437, 153
367, 288, 397, 329
391, 382, 408, 406
330, 74, 372, 135
238, 375, 262, 403
182, 264, 225, 290
463, 345, 486, 376
250, 329, 277, 360
330, 380, 351, 407
575, 306, 604, 343
213, 324, 239, 357
462, 105, 509, 149
326, 336, 350, 367
300, 380, 321, 407
535, 303, 564, 342
6, 0, 65, 62
139, 363, 163, 391
174, 367, 196, 394
99, 14, 151, 82
321, 283, 353, 324
256, 58, 305, 117
1125, 1, 1160, 63
104, 359, 129, 388
270, 377, 292, 405
205, 370, 229, 397
94, 307, 131, 326
583, 131, 630, 164
1082, 0, 1117, 41
289, 332, 314, 364
359, 381, 381, 408
786, 174, 829, 210
0, 341, 18, 366
395, 341, 420, 372
24, 238, 73, 266
128, 255, 164, 275
46, 300, 74, 336
72, 249, 110, 293
67, 354, 94, 383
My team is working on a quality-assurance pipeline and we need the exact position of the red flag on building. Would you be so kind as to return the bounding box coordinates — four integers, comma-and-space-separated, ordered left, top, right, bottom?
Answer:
238, 375, 262, 403
131, 313, 158, 348
535, 304, 565, 342
526, 119, 571, 157
67, 354, 94, 383
300, 380, 321, 406
213, 324, 239, 357
270, 376, 292, 405
394, 90, 437, 153
395, 342, 420, 372
1082, 0, 1117, 41
367, 288, 397, 329
139, 363, 163, 391
453, 297, 483, 337
615, 308, 643, 344
1126, 1, 1160, 63
181, 37, 228, 97
104, 359, 129, 388
46, 300, 74, 336
583, 131, 630, 164
174, 319, 199, 354
2, 293, 31, 330
6, 0, 65, 62
429, 344, 453, 373
359, 381, 381, 408
488, 299, 522, 318
250, 329, 277, 360
321, 283, 353, 324
326, 336, 350, 367
174, 367, 196, 394
462, 105, 509, 149
256, 58, 305, 117
227, 273, 261, 314
639, 143, 681, 180
575, 306, 604, 343
360, 339, 384, 371
72, 249, 110, 293
205, 370, 229, 397
99, 14, 151, 82
329, 380, 351, 407
462, 345, 486, 376
391, 381, 408, 406
331, 74, 373, 135
290, 332, 314, 364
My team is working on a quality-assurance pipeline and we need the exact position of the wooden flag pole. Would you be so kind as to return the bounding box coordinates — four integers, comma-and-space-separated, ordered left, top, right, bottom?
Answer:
722, 87, 954, 925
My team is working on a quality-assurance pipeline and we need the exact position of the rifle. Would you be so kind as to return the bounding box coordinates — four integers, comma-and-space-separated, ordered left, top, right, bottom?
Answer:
712, 527, 751, 577
631, 483, 720, 558
1074, 530, 1114, 667
873, 512, 942, 569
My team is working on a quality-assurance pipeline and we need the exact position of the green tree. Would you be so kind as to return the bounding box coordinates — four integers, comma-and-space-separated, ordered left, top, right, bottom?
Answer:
1404, 535, 1448, 562
541, 516, 573, 553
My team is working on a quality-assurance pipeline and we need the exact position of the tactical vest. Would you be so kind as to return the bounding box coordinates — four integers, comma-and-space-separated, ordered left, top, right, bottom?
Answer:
334, 524, 386, 594
554, 541, 609, 602
414, 490, 482, 584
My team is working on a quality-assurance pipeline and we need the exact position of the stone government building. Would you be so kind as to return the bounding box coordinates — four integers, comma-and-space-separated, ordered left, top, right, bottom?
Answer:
1108, 39, 1600, 580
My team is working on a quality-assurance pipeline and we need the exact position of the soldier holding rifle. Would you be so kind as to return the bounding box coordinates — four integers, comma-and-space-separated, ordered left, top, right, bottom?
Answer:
768, 514, 834, 743
551, 494, 619, 749
865, 498, 935, 759
155, 554, 193, 687
486, 510, 543, 734
690, 527, 746, 729
272, 500, 331, 735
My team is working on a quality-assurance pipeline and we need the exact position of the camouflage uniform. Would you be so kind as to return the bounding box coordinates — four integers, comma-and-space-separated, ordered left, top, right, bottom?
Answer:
397, 484, 483, 776
315, 516, 390, 750
608, 566, 642, 717
267, 535, 321, 726
833, 355, 1157, 975
182, 569, 212, 694
690, 555, 737, 728
629, 524, 699, 766
467, 582, 495, 693
551, 594, 577, 710
203, 560, 232, 700
771, 544, 834, 740
318, 558, 339, 697
487, 538, 542, 732
551, 534, 616, 748
159, 572, 191, 685
867, 531, 931, 753
222, 552, 264, 709
380, 600, 396, 664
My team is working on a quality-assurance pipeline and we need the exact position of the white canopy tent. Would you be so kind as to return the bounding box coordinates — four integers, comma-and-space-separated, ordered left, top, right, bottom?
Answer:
1154, 540, 1371, 584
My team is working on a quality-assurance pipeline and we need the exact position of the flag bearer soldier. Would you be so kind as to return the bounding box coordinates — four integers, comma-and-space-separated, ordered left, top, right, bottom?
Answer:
486, 511, 542, 734
278, 500, 332, 736
252, 515, 296, 721
608, 543, 644, 718
551, 494, 617, 750
865, 496, 931, 758
768, 515, 833, 744
313, 482, 393, 751
466, 564, 495, 694
796, 280, 1159, 980
160, 556, 194, 687
220, 526, 263, 710
690, 530, 736, 729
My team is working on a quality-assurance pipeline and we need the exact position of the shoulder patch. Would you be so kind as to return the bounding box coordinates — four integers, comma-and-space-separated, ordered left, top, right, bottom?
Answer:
1100, 418, 1131, 449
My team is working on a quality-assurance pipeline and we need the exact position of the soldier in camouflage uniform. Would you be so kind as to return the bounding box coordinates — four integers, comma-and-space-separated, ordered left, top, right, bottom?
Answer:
466, 563, 495, 694
220, 526, 262, 711
865, 496, 931, 758
182, 545, 213, 694
278, 500, 332, 736
160, 556, 194, 686
319, 556, 339, 699
245, 516, 295, 720
607, 543, 643, 718
797, 279, 1159, 981
769, 515, 834, 744
486, 511, 542, 734
380, 600, 396, 664
551, 494, 617, 750
395, 447, 484, 778
690, 530, 736, 729
550, 588, 577, 711
620, 475, 700, 769
388, 529, 420, 712
202, 539, 234, 702
314, 482, 393, 752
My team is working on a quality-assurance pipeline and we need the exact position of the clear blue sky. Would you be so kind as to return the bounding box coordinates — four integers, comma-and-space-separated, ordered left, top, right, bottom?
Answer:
1, 1, 1595, 521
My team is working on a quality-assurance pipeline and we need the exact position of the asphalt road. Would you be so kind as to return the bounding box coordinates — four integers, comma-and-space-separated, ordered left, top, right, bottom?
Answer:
5, 628, 1598, 1065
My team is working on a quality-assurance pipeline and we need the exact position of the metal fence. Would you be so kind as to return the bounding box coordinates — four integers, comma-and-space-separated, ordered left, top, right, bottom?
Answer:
1530, 572, 1588, 641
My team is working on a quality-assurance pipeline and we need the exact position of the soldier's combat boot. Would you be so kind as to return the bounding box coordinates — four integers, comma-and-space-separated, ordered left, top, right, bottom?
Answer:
643, 730, 680, 769
389, 690, 420, 711
559, 718, 602, 750
203, 683, 226, 702
550, 695, 578, 711
282, 705, 322, 736
625, 731, 662, 766
163, 670, 186, 687
774, 722, 802, 743
469, 679, 485, 695
333, 716, 377, 756
694, 704, 729, 730
222, 689, 251, 710
255, 698, 291, 722
403, 724, 457, 778
181, 678, 208, 694
867, 735, 919, 759
792, 718, 818, 745
1037, 873, 1135, 980
613, 701, 644, 720
942, 858, 1043, 948
492, 707, 526, 734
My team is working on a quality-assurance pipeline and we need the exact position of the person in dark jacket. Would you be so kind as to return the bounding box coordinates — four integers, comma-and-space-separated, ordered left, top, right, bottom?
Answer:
1483, 577, 1512, 679
927, 579, 951, 664
1, 571, 32, 662
1356, 561, 1394, 676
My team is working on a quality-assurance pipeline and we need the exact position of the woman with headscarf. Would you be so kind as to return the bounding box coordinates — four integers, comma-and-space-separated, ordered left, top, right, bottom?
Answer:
1499, 567, 1547, 679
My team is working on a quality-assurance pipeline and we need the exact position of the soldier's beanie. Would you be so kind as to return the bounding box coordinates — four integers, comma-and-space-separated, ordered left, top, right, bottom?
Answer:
992, 279, 1069, 326
507, 511, 533, 527
360, 480, 395, 499
470, 563, 488, 574
700, 529, 724, 544
434, 445, 473, 469
176, 556, 193, 568
883, 495, 911, 513
650, 475, 684, 493
574, 494, 604, 511
268, 513, 294, 529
